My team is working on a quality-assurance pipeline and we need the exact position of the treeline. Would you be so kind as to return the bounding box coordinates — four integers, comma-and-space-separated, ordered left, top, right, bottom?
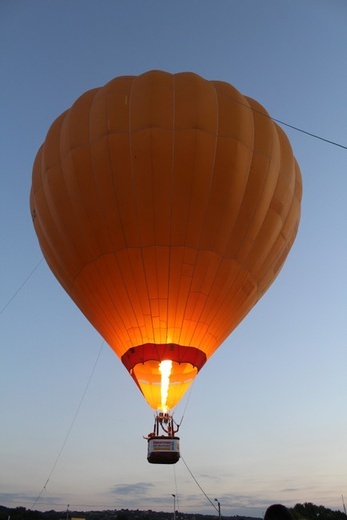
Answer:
0, 503, 346, 520
291, 503, 346, 520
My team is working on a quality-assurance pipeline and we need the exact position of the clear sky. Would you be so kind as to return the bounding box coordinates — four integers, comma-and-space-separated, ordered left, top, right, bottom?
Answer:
1, 1, 347, 518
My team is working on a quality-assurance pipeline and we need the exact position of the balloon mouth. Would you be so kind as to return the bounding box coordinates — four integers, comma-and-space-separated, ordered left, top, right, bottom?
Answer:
121, 343, 207, 410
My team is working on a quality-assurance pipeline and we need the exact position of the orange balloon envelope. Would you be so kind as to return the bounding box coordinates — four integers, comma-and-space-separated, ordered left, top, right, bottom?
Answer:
30, 71, 302, 412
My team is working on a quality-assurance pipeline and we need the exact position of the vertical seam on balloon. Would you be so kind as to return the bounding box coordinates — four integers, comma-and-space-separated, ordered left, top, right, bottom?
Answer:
112, 77, 146, 349
53, 99, 126, 347
44, 116, 80, 287
104, 82, 127, 249
81, 89, 129, 353
105, 79, 143, 352
174, 77, 202, 347
256, 140, 301, 287
220, 90, 255, 260
248, 122, 290, 278
196, 81, 223, 354
199, 93, 263, 337
171, 78, 208, 349
232, 97, 276, 265
60, 95, 105, 275
90, 88, 111, 247
36, 144, 57, 270
34, 145, 66, 287
167, 72, 176, 344
179, 78, 220, 351
75, 94, 103, 260
149, 92, 159, 344
128, 74, 151, 346
57, 106, 87, 272
148, 84, 160, 345
171, 76, 185, 347
203, 94, 265, 344
91, 81, 138, 354
89, 87, 118, 331
43, 112, 74, 275
189, 79, 220, 351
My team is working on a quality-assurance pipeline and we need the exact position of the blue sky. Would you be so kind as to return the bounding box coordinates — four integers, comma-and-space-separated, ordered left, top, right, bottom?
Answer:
1, 1, 347, 517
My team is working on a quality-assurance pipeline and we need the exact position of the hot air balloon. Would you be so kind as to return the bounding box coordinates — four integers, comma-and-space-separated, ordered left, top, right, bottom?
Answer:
30, 70, 302, 464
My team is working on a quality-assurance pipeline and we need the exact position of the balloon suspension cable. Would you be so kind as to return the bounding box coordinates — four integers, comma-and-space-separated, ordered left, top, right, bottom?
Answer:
176, 378, 195, 428
145, 411, 180, 439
